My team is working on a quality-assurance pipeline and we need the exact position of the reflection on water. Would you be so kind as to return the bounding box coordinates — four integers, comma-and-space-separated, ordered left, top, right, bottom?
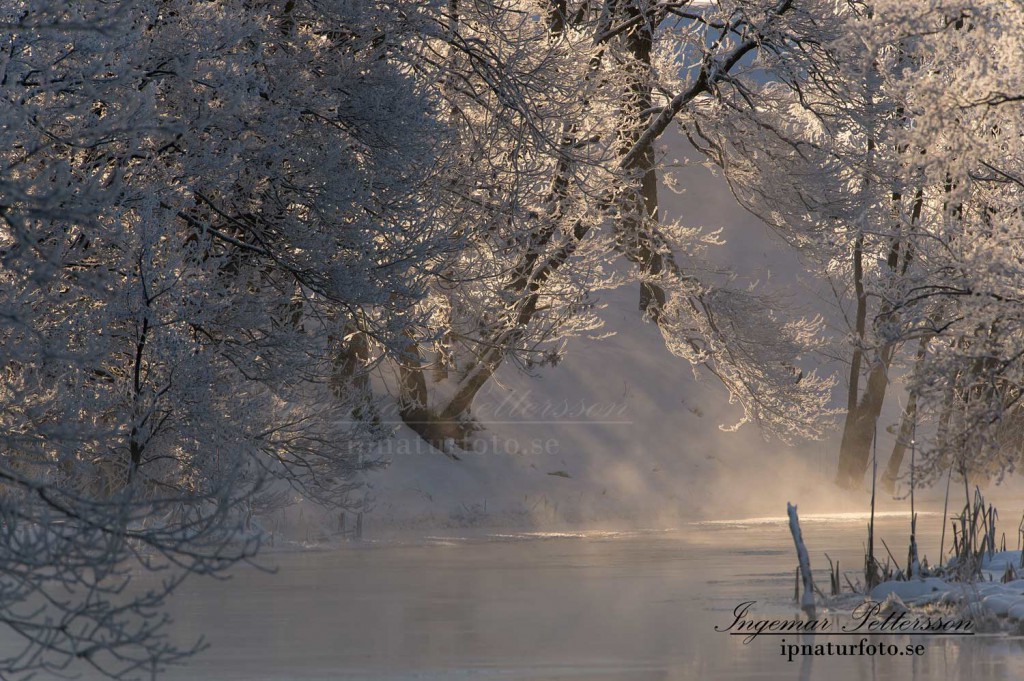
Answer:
695, 510, 942, 527
93, 515, 1024, 680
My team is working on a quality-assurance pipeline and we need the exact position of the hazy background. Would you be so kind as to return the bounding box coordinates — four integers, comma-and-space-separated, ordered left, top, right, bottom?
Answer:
354, 131, 1002, 532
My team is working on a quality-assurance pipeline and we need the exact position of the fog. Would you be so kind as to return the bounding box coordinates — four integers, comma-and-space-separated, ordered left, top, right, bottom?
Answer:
70, 516, 1021, 681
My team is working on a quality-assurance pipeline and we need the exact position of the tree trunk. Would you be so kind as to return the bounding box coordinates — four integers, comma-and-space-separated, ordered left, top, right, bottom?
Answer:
835, 177, 921, 488
327, 323, 389, 444
395, 331, 466, 451
617, 6, 666, 321
881, 391, 917, 494
881, 332, 930, 492
835, 234, 868, 489
836, 358, 891, 489
636, 166, 666, 320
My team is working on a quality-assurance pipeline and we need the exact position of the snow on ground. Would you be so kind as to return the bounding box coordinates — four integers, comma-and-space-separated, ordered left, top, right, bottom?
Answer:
868, 577, 954, 604
864, 552, 1024, 632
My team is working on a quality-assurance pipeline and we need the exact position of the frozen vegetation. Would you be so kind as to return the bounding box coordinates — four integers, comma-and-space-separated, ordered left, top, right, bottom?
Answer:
3, 0, 1024, 679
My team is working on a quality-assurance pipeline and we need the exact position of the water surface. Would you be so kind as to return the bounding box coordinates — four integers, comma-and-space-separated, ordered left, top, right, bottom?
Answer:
139, 513, 1024, 680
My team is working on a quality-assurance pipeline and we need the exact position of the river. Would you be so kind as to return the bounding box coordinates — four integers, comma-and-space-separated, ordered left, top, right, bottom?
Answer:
109, 510, 1022, 681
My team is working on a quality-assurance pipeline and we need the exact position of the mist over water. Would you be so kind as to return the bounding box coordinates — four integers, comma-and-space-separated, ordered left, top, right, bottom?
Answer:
86, 515, 1021, 681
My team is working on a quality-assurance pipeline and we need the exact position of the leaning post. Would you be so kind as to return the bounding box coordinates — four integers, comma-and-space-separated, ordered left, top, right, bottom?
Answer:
788, 503, 817, 619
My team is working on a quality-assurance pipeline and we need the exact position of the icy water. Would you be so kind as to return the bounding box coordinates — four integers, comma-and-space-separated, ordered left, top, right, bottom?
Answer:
144, 513, 1024, 680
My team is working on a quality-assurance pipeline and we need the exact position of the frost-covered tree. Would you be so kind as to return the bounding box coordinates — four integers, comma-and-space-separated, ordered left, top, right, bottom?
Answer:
391, 0, 836, 452
687, 0, 1024, 487
0, 1, 446, 677
880, 2, 1024, 486
684, 0, 918, 488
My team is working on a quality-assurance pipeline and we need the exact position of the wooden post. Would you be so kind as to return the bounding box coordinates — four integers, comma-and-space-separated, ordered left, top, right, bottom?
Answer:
788, 503, 816, 619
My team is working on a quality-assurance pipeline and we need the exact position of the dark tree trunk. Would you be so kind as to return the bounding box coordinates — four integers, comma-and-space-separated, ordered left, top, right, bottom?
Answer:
835, 181, 922, 489
836, 358, 891, 488
881, 332, 930, 492
835, 234, 869, 489
395, 332, 468, 453
882, 391, 918, 494
616, 4, 666, 321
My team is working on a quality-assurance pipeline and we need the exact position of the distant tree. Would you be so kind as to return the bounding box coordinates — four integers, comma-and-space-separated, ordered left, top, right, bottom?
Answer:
687, 0, 1024, 487
886, 1, 1024, 486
